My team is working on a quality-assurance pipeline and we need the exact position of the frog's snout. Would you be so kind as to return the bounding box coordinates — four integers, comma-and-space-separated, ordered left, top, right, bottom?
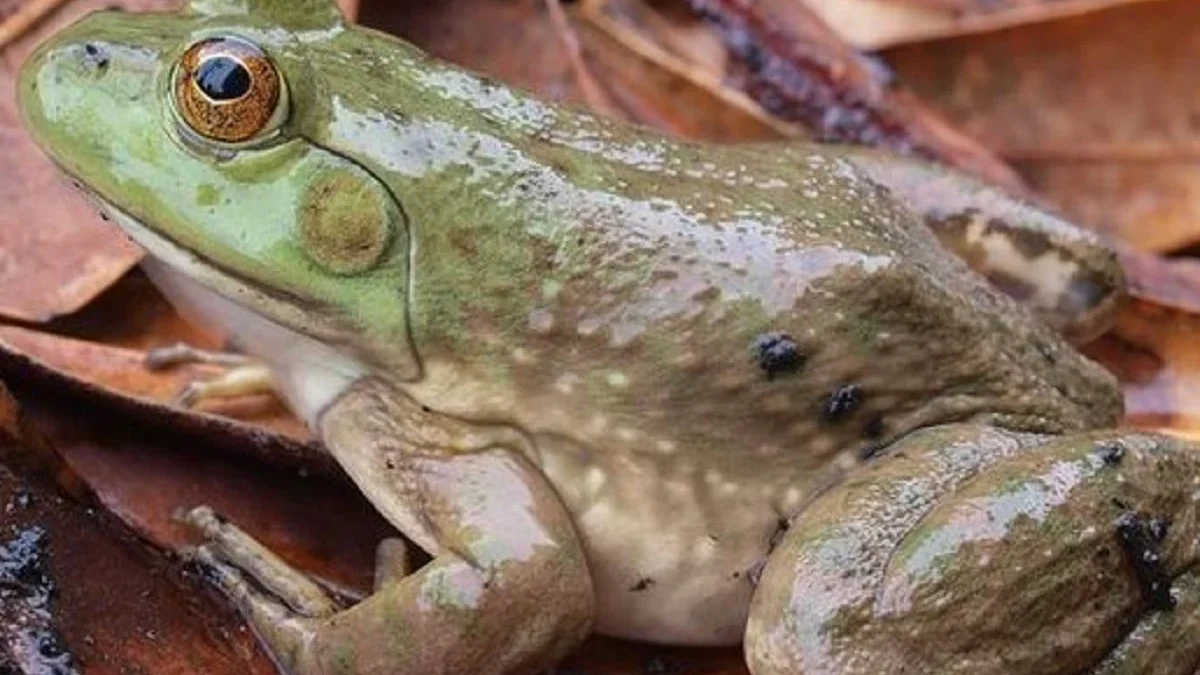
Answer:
18, 11, 169, 181
18, 23, 109, 128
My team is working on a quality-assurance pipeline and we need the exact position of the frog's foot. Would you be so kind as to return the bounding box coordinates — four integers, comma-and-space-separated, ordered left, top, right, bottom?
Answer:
145, 343, 275, 408
745, 425, 1200, 675
841, 147, 1125, 344
182, 505, 339, 618
187, 544, 322, 666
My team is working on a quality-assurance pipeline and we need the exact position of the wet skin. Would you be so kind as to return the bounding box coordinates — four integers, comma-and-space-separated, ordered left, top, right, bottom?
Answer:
17, 1, 1200, 673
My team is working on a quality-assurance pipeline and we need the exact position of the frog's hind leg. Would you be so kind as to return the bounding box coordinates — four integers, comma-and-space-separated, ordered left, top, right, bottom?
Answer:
744, 424, 1200, 675
145, 342, 276, 407
840, 147, 1125, 345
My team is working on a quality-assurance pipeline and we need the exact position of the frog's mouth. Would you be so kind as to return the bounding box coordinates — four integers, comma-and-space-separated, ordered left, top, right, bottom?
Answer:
82, 189, 368, 424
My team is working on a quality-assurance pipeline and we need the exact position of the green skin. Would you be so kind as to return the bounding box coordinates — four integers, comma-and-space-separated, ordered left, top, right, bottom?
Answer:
17, 1, 1200, 673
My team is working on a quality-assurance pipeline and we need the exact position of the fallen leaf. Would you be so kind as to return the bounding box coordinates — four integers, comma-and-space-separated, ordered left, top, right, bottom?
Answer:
803, 0, 1170, 50
0, 446, 281, 675
884, 0, 1200, 253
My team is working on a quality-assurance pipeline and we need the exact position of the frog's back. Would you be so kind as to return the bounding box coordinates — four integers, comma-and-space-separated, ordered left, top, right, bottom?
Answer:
403, 128, 1120, 472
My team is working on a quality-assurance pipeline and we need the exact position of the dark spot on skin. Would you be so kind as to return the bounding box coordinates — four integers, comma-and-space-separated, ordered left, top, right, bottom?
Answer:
823, 384, 863, 422
629, 577, 655, 592
765, 516, 790, 554
1112, 497, 1130, 511
97, 211, 110, 222
420, 405, 431, 413
82, 43, 109, 71
751, 332, 805, 380
642, 655, 685, 675
384, 459, 395, 470
1096, 442, 1125, 466
1114, 512, 1175, 611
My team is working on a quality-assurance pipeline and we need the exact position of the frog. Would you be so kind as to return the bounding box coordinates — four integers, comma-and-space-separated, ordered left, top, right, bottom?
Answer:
17, 1, 1200, 673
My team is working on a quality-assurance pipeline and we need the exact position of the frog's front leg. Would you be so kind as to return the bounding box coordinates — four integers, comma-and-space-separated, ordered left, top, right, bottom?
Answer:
745, 424, 1200, 675
145, 342, 276, 407
189, 379, 595, 675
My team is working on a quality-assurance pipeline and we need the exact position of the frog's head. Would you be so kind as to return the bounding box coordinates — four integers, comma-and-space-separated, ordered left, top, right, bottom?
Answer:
17, 0, 420, 378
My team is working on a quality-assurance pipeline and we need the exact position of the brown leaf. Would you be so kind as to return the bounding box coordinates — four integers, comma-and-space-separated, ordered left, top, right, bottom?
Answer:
577, 0, 1029, 193
0, 324, 311, 442
0, 0, 186, 324
360, 0, 590, 108
0, 453, 281, 675
885, 0, 1200, 253
804, 0, 1170, 50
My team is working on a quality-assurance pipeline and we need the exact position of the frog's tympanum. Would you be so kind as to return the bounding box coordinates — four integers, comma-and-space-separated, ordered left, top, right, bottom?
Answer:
18, 1, 1200, 673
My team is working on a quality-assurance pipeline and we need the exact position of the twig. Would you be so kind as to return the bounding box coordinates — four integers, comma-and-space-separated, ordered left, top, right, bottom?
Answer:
543, 0, 623, 118
0, 0, 73, 52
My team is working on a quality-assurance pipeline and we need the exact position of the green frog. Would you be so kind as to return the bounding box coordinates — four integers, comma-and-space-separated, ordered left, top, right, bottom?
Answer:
17, 1, 1200, 673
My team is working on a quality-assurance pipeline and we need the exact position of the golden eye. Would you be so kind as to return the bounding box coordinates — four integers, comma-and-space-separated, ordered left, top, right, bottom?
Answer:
175, 37, 285, 144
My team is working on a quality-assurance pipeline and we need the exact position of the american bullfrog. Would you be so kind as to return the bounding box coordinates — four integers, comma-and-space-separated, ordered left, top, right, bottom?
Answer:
17, 1, 1200, 673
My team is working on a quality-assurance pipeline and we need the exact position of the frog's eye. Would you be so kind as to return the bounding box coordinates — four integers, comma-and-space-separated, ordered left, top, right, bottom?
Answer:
174, 37, 286, 144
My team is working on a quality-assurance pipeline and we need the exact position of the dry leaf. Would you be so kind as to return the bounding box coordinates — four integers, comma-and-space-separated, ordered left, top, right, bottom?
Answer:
803, 0, 1171, 50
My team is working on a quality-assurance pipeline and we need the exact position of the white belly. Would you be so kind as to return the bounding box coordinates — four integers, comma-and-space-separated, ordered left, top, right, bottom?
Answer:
537, 437, 787, 646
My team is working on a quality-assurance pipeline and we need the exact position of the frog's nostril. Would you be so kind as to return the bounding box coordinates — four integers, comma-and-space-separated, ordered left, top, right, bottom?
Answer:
82, 43, 109, 72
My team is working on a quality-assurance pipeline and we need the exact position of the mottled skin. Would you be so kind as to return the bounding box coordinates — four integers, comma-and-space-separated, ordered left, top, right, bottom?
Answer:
17, 1, 1200, 673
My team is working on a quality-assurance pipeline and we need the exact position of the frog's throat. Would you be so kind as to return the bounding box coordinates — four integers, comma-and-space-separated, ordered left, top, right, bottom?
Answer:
92, 194, 367, 426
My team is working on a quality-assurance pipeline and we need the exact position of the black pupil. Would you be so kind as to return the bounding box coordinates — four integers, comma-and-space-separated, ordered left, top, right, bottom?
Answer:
195, 56, 251, 101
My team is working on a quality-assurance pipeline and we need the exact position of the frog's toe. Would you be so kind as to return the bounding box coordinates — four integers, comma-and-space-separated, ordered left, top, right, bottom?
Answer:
744, 426, 1200, 675
372, 537, 411, 591
187, 542, 321, 673
144, 342, 276, 409
170, 363, 276, 409
182, 506, 339, 618
144, 342, 254, 370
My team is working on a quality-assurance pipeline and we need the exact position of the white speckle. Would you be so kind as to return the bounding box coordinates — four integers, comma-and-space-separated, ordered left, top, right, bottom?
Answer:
528, 309, 554, 334
587, 415, 609, 434
510, 347, 534, 364
554, 373, 580, 395
606, 371, 630, 389
584, 467, 607, 494
577, 317, 603, 336
833, 449, 858, 470
704, 469, 723, 486
656, 440, 679, 454
782, 487, 803, 508
692, 537, 716, 558
616, 427, 639, 442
